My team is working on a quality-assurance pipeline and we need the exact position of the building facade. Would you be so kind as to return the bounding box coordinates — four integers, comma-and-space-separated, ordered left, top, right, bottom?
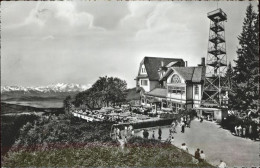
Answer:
135, 56, 206, 113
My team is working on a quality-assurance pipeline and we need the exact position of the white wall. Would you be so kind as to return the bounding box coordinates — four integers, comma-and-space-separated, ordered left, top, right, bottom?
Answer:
166, 72, 186, 101
193, 84, 202, 108
139, 78, 150, 92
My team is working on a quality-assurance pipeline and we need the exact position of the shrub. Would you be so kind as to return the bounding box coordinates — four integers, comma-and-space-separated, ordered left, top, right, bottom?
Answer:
1, 114, 39, 155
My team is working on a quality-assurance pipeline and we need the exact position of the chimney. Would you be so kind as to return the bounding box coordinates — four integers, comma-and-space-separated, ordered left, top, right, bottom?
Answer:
185, 61, 188, 67
201, 57, 205, 66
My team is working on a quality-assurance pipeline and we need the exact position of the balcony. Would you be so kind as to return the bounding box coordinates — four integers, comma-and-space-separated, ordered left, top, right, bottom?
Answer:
208, 8, 227, 22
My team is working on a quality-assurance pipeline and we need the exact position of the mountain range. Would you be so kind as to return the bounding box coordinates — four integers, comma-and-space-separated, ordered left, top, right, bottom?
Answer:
1, 83, 91, 101
1, 83, 91, 93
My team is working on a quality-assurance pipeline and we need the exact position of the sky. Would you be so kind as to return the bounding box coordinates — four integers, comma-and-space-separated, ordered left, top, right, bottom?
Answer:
1, 1, 258, 88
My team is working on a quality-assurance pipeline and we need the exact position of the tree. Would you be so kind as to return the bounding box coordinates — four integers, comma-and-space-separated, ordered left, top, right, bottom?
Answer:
232, 4, 259, 111
63, 95, 72, 114
73, 76, 127, 109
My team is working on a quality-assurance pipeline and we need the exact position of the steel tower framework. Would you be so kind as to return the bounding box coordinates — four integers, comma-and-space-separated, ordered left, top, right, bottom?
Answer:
201, 8, 229, 108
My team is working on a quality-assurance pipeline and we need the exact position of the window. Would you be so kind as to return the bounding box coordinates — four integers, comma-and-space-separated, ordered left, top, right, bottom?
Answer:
141, 80, 148, 86
141, 67, 146, 73
195, 85, 199, 95
168, 86, 185, 94
171, 74, 181, 83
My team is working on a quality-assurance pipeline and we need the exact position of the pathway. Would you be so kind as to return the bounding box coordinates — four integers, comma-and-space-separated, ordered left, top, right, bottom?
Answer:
135, 119, 259, 167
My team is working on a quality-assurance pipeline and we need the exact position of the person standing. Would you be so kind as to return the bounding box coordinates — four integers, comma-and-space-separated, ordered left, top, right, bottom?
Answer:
200, 116, 203, 123
194, 148, 200, 162
237, 125, 242, 136
117, 128, 121, 139
181, 122, 185, 133
249, 125, 252, 139
170, 136, 174, 145
200, 150, 206, 162
152, 130, 155, 139
158, 127, 162, 140
218, 160, 227, 168
242, 127, 246, 137
143, 129, 149, 139
131, 129, 135, 137
180, 143, 188, 152
234, 125, 238, 136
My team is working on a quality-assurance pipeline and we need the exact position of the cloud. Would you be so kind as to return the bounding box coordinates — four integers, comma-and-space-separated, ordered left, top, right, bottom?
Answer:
1, 1, 258, 88
42, 35, 54, 41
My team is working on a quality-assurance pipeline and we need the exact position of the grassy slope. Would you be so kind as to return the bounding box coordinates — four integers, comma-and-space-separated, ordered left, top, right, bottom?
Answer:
2, 115, 213, 167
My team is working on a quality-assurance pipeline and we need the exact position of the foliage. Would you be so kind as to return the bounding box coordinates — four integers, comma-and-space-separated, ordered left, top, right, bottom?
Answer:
11, 114, 115, 150
220, 115, 259, 139
231, 4, 259, 110
3, 136, 213, 167
73, 76, 127, 109
63, 95, 72, 114
1, 114, 40, 155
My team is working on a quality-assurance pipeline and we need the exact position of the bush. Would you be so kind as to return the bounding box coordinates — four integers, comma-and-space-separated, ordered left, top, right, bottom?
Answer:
1, 114, 40, 155
3, 136, 214, 167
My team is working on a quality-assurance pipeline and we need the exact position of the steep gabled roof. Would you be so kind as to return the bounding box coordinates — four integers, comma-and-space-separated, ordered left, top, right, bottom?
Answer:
161, 66, 206, 83
141, 57, 185, 80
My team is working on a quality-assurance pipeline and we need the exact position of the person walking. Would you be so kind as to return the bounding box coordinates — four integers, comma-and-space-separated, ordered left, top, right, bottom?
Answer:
181, 122, 185, 133
194, 148, 200, 162
187, 115, 191, 128
158, 127, 162, 140
183, 116, 187, 126
218, 160, 227, 168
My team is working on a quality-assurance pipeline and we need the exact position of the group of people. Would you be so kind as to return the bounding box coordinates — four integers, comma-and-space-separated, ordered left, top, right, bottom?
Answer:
194, 148, 206, 163
234, 124, 258, 140
180, 115, 191, 133
142, 127, 162, 140
114, 125, 134, 141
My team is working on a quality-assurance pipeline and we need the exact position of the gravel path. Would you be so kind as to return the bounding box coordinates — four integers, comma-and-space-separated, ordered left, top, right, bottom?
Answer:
135, 119, 259, 167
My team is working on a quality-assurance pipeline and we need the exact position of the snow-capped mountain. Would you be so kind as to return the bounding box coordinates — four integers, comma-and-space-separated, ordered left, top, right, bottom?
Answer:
1, 83, 91, 93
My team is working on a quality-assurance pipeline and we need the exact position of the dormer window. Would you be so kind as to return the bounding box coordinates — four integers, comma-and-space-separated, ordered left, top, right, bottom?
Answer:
141, 68, 146, 73
140, 65, 147, 74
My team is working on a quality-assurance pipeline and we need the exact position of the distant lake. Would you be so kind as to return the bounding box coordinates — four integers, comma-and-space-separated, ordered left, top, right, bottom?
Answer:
3, 100, 63, 108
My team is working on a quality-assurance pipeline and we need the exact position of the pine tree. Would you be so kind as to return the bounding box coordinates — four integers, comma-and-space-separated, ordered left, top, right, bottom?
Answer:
232, 4, 259, 111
